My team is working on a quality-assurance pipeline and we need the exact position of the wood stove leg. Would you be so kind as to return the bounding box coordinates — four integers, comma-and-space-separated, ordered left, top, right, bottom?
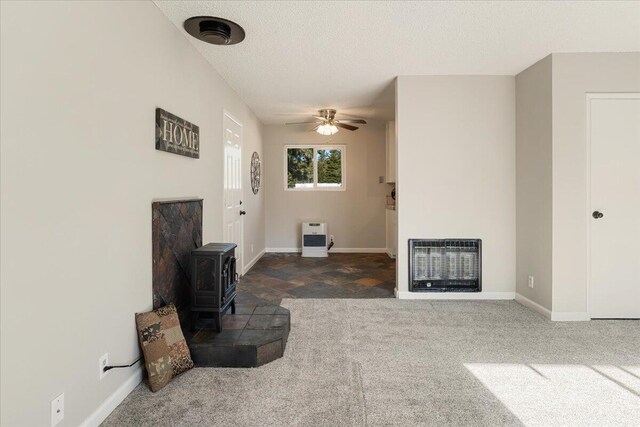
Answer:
190, 312, 199, 331
214, 312, 222, 333
231, 300, 236, 315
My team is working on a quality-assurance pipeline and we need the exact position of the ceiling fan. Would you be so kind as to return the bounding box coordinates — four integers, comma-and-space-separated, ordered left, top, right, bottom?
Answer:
285, 109, 367, 135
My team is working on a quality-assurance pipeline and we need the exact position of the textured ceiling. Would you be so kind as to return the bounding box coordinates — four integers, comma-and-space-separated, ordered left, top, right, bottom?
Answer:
154, 1, 640, 124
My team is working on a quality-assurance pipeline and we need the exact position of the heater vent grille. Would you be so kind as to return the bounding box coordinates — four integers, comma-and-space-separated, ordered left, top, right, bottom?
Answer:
409, 239, 481, 292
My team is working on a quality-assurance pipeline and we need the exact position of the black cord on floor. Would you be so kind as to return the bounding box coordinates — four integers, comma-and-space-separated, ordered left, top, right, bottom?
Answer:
104, 356, 143, 372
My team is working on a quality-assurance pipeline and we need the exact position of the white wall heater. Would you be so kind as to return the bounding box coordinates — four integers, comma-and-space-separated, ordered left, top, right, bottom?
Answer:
302, 222, 328, 257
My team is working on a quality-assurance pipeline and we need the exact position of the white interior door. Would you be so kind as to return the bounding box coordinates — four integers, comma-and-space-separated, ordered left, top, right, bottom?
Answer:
223, 111, 243, 274
589, 94, 640, 319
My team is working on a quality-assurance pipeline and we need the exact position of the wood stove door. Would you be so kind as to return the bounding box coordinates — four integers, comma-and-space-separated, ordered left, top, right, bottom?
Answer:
193, 256, 219, 307
229, 256, 237, 285
221, 256, 237, 302
220, 257, 229, 302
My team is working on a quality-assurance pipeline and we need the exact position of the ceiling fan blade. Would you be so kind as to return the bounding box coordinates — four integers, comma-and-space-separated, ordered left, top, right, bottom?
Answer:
285, 121, 322, 125
313, 116, 327, 121
336, 119, 367, 124
336, 123, 358, 131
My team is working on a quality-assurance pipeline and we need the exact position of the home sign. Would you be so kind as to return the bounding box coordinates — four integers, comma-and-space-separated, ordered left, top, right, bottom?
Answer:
155, 108, 199, 159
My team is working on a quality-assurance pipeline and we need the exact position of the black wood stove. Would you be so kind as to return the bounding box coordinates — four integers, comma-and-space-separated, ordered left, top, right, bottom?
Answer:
189, 243, 237, 332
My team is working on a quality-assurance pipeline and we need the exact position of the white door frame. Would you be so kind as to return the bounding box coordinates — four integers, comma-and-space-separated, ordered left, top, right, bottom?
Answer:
222, 109, 244, 275
585, 92, 640, 318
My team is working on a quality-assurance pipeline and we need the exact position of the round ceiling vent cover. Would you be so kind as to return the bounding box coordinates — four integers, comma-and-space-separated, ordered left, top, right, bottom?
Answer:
184, 16, 245, 45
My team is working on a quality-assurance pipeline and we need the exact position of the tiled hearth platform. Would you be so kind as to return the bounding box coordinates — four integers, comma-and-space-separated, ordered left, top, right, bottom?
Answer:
185, 304, 290, 368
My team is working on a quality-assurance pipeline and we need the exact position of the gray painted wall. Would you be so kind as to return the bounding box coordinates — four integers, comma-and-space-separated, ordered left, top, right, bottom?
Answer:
263, 123, 387, 250
396, 76, 516, 295
551, 52, 640, 315
0, 2, 264, 425
515, 52, 640, 316
515, 55, 554, 310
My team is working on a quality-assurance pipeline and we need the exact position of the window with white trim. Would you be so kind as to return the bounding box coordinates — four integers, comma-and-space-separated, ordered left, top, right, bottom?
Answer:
285, 145, 346, 190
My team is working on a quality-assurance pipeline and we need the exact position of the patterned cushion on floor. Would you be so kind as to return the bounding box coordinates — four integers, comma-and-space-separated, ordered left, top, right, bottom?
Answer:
135, 304, 193, 392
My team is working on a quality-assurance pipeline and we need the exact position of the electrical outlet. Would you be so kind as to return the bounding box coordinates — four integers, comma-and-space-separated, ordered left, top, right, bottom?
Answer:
379, 176, 384, 183
528, 275, 534, 288
51, 393, 64, 426
330, 235, 334, 243
99, 353, 109, 380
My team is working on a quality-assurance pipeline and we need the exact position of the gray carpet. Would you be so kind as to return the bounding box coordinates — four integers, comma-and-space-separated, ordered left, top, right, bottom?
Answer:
103, 300, 640, 426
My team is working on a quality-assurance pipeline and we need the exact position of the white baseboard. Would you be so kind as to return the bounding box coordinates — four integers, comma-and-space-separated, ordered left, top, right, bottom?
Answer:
395, 291, 515, 300
332, 248, 387, 253
550, 311, 590, 321
80, 367, 143, 427
386, 250, 396, 259
243, 248, 265, 274
265, 247, 387, 254
515, 294, 589, 321
515, 293, 552, 319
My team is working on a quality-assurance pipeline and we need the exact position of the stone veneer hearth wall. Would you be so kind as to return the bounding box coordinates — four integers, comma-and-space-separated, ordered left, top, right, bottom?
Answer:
152, 198, 203, 325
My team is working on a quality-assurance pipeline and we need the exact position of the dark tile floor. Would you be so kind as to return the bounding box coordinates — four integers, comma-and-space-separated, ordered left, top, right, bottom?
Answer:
236, 253, 396, 305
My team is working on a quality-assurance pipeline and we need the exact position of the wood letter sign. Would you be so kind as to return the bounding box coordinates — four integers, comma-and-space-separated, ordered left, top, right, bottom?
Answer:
155, 108, 200, 159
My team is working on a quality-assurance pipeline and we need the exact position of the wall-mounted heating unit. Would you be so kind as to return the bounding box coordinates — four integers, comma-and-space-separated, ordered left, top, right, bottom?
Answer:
302, 222, 328, 257
409, 239, 481, 292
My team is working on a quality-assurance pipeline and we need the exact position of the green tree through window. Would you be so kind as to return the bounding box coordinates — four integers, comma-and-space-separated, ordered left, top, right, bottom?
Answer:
287, 148, 314, 188
286, 146, 344, 189
317, 149, 342, 185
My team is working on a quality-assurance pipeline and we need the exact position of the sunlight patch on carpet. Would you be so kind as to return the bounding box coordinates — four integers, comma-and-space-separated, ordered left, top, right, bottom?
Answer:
465, 363, 640, 427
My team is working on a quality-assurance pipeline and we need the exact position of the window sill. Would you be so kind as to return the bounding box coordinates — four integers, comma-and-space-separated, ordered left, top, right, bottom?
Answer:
284, 187, 346, 192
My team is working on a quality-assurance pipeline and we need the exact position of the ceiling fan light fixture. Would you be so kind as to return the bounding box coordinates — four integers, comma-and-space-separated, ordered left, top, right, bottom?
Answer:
317, 123, 338, 136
